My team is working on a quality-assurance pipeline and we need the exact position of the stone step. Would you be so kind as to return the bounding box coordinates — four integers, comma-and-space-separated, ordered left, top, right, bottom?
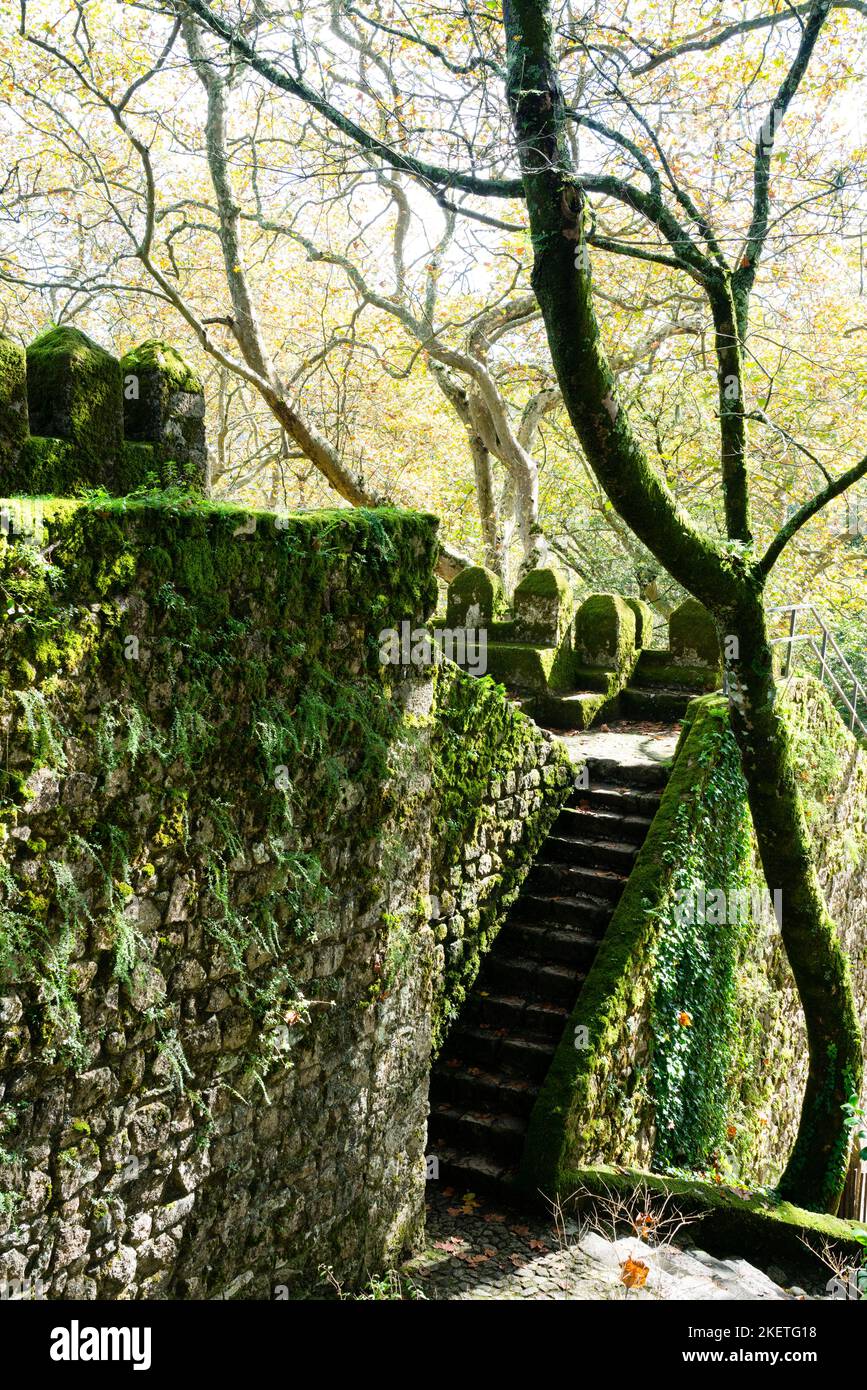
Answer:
446, 1024, 558, 1080
544, 833, 640, 873
466, 990, 570, 1039
426, 1142, 518, 1192
528, 859, 627, 903
479, 954, 584, 1006
429, 1102, 526, 1160
579, 753, 671, 790
620, 687, 693, 722
513, 890, 612, 931
570, 781, 663, 818
499, 918, 603, 968
427, 742, 672, 1196
554, 803, 653, 844
429, 1062, 540, 1118
531, 690, 608, 731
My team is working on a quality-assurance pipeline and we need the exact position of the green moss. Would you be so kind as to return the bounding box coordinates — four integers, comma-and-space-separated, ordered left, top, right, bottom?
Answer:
0, 495, 440, 1077
625, 597, 654, 648
574, 592, 636, 669
26, 326, 122, 460
560, 1164, 866, 1270
429, 663, 571, 1049
532, 688, 609, 730
519, 696, 729, 1193
8, 437, 201, 496
0, 336, 28, 466
650, 723, 754, 1173
633, 652, 720, 690
514, 567, 567, 600
513, 566, 574, 645
120, 340, 202, 395
445, 565, 507, 628
669, 597, 721, 670
484, 642, 559, 693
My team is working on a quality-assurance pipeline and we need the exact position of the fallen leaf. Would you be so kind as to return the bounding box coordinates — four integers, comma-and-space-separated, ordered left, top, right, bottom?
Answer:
620, 1257, 650, 1290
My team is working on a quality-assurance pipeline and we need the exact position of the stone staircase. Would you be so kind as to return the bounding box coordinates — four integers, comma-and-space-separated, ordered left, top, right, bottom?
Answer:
427, 752, 668, 1192
619, 649, 717, 723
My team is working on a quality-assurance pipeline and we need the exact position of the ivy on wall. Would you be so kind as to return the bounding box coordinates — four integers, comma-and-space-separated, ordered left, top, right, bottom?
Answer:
650, 717, 755, 1173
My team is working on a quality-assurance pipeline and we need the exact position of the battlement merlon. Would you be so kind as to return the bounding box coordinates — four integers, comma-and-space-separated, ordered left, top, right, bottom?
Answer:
0, 327, 207, 496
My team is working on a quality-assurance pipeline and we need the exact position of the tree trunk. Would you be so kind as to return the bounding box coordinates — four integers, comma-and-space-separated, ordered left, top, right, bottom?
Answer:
502, 0, 862, 1212
470, 435, 506, 583
718, 585, 863, 1210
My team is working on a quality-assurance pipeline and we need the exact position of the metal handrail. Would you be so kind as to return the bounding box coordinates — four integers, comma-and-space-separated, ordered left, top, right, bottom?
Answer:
767, 604, 867, 737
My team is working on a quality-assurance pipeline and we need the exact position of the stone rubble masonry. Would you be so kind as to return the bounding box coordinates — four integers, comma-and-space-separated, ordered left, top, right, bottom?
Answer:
0, 497, 569, 1299
429, 661, 574, 1051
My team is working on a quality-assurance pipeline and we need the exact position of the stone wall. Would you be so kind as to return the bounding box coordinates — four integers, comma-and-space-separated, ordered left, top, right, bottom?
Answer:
0, 495, 568, 1299
429, 664, 573, 1051
522, 679, 867, 1197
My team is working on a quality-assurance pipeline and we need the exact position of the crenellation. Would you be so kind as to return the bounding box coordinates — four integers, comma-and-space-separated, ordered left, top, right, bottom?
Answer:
0, 325, 207, 495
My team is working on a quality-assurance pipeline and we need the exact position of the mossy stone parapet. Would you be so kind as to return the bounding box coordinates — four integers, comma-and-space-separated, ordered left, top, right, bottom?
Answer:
121, 340, 207, 484
0, 497, 442, 1294
669, 597, 721, 670
558, 1166, 866, 1274
625, 597, 654, 649
513, 566, 574, 645
574, 592, 636, 669
0, 327, 209, 495
445, 564, 506, 629
26, 326, 123, 460
0, 337, 28, 465
485, 641, 559, 693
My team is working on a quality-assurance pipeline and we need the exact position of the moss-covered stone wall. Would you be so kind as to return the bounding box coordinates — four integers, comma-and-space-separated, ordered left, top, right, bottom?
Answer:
0, 488, 572, 1298
522, 678, 867, 1199
0, 497, 447, 1297
735, 679, 867, 1184
429, 664, 573, 1052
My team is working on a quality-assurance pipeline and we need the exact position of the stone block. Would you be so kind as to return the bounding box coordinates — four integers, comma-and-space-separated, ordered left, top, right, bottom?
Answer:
625, 597, 655, 648
445, 564, 506, 629
575, 592, 637, 669
0, 336, 28, 471
513, 567, 574, 645
120, 340, 206, 485
669, 598, 720, 669
26, 326, 123, 460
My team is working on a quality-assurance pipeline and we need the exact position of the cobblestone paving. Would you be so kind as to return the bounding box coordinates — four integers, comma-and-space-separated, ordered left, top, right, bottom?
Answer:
404, 1188, 815, 1301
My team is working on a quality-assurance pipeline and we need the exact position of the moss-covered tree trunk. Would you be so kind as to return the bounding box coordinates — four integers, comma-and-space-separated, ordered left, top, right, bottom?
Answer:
502, 0, 862, 1211
718, 585, 862, 1209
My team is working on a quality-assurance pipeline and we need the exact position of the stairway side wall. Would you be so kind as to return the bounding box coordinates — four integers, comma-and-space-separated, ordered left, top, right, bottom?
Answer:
428, 663, 574, 1053
740, 678, 867, 1184
521, 679, 867, 1195
0, 499, 577, 1299
0, 501, 442, 1299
